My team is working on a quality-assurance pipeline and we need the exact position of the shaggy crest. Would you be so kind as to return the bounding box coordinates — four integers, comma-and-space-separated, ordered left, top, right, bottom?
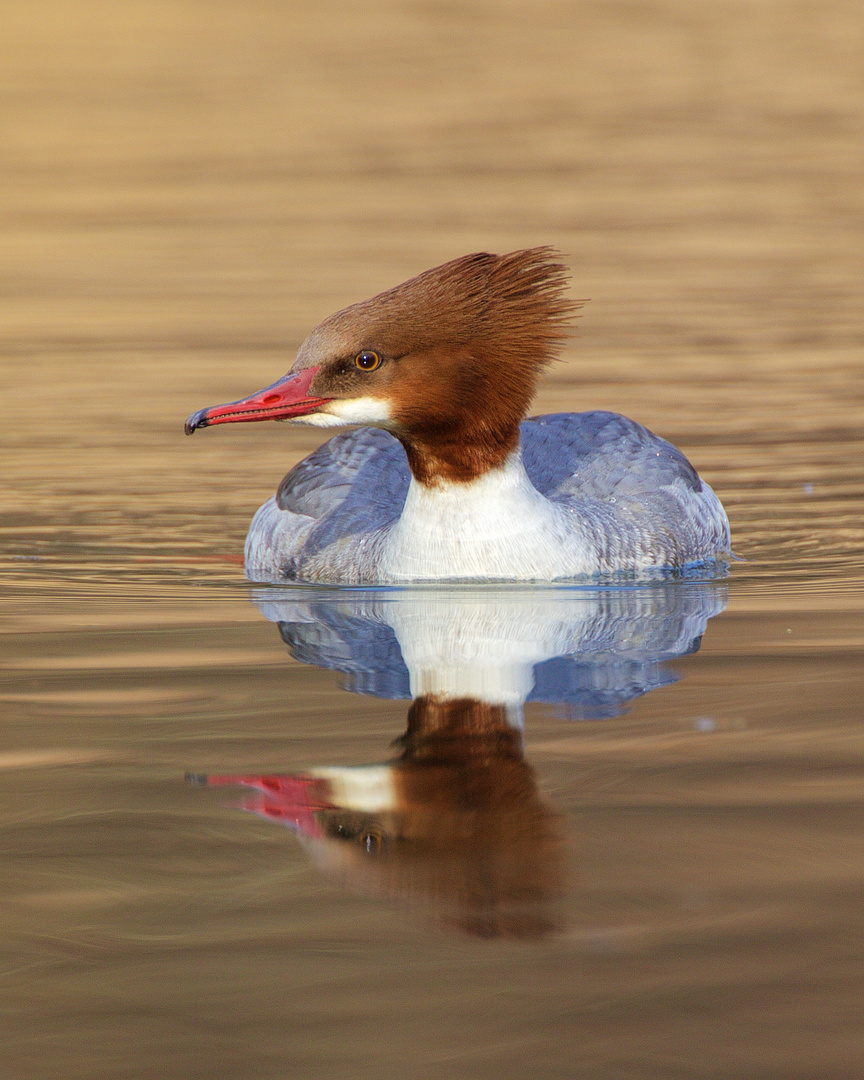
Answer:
297, 248, 582, 484
299, 246, 581, 373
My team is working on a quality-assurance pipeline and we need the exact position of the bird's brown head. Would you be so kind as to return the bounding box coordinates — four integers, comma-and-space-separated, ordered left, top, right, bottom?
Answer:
185, 248, 581, 484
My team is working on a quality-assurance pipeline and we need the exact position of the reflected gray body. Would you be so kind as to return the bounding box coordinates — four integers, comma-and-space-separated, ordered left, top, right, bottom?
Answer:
254, 581, 728, 719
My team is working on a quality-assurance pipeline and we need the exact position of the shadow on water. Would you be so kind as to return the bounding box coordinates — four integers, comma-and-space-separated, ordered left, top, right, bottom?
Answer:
191, 582, 727, 937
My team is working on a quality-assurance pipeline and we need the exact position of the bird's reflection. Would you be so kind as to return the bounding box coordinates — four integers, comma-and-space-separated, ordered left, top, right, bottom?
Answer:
200, 694, 565, 938
192, 583, 727, 938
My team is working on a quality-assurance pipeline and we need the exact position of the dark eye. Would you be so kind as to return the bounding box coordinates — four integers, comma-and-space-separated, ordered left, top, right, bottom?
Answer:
362, 831, 383, 853
354, 350, 381, 371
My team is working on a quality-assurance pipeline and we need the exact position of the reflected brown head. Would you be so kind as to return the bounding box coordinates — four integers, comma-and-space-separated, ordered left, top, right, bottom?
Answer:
198, 696, 568, 940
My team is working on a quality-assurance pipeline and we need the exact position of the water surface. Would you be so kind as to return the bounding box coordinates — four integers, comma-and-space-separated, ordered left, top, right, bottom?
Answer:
3, 476, 862, 1079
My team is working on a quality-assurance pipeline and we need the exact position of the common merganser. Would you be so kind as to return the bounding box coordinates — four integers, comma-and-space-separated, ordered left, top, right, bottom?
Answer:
185, 248, 731, 584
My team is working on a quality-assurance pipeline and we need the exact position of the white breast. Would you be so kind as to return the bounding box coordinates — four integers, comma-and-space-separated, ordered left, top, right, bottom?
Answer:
378, 452, 594, 582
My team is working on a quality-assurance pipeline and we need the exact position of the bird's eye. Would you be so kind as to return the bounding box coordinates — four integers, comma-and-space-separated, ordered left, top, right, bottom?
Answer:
354, 350, 381, 371
362, 831, 383, 854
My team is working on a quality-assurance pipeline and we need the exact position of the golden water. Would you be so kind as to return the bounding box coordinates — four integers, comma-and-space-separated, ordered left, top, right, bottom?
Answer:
2, 3, 863, 1077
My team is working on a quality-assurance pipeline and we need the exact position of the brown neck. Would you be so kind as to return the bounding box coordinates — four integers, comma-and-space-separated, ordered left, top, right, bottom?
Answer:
391, 696, 566, 938
385, 341, 533, 485
398, 422, 520, 485
398, 695, 524, 764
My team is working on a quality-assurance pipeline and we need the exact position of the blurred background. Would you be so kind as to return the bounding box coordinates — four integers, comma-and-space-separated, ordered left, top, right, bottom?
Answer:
2, 4, 864, 1079
3, 0, 862, 573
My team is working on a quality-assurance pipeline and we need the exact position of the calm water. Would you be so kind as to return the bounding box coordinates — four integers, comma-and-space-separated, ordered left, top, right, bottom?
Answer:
3, 444, 863, 1079
3, 2, 864, 1077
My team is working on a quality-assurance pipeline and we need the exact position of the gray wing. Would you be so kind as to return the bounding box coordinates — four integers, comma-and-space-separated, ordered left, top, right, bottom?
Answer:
522, 412, 729, 567
522, 411, 701, 499
276, 427, 410, 529
264, 415, 668, 574
277, 411, 702, 521
245, 428, 411, 581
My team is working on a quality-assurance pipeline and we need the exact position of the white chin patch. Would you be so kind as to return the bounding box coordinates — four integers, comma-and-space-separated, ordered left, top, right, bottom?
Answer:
310, 766, 396, 813
290, 397, 393, 428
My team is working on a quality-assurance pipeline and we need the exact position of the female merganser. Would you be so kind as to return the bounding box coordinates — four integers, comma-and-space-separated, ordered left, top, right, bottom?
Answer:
186, 248, 730, 584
